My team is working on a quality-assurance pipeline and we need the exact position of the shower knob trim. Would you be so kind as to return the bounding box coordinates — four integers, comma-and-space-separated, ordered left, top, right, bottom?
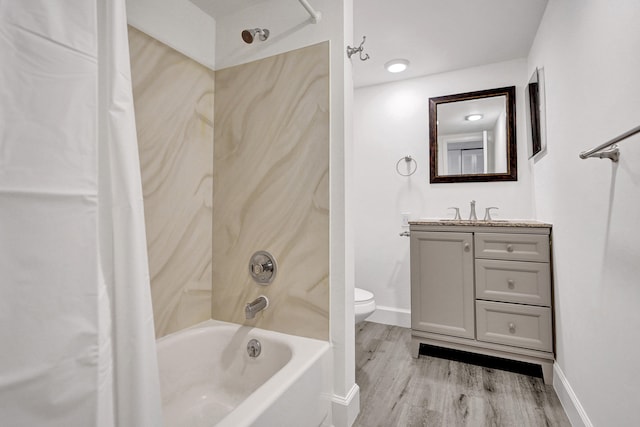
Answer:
249, 251, 277, 284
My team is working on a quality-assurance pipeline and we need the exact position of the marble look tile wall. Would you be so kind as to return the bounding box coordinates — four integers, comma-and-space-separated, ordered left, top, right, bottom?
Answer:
213, 42, 330, 340
128, 26, 214, 338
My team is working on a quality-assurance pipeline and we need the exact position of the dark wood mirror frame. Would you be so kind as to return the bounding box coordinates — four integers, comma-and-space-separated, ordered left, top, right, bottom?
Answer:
429, 86, 517, 183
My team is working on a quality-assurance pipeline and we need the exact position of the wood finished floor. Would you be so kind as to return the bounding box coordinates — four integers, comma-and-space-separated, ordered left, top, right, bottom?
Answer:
354, 322, 571, 427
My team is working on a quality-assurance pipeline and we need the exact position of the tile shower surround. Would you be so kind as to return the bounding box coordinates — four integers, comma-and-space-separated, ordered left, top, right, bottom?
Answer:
130, 28, 329, 340
213, 42, 330, 340
129, 26, 214, 338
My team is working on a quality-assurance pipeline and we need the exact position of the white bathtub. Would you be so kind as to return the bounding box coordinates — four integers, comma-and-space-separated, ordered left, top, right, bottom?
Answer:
156, 319, 331, 427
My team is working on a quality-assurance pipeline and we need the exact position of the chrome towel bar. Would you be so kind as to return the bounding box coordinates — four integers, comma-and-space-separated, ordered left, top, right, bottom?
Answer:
579, 124, 640, 162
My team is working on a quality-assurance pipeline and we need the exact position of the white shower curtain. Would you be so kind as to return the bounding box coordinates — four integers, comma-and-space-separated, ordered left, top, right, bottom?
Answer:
0, 1, 163, 426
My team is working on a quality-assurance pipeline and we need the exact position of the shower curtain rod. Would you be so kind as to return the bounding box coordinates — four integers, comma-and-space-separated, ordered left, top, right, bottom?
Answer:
298, 0, 321, 23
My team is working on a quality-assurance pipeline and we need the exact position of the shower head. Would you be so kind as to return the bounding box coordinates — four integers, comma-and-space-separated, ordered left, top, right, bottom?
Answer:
241, 28, 270, 44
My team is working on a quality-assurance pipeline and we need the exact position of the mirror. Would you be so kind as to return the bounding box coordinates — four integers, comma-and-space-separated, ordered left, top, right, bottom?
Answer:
526, 68, 547, 159
429, 86, 517, 183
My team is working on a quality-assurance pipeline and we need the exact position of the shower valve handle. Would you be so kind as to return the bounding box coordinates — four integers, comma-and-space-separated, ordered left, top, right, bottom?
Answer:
249, 251, 277, 284
252, 261, 273, 275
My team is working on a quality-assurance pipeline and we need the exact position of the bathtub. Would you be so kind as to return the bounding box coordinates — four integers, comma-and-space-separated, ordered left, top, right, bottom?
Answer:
156, 319, 332, 427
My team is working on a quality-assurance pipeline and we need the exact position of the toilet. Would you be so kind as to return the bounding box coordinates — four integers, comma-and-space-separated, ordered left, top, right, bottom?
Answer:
355, 288, 376, 324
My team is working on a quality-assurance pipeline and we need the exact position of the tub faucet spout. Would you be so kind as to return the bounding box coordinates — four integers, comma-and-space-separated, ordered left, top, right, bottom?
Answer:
245, 296, 269, 319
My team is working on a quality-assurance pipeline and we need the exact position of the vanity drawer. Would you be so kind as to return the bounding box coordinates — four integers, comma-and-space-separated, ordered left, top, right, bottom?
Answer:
475, 233, 549, 262
476, 300, 552, 352
475, 259, 551, 306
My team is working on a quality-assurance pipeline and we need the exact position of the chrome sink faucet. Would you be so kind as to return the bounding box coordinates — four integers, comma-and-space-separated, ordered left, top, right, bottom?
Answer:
484, 207, 499, 221
469, 200, 477, 221
245, 295, 269, 319
448, 207, 462, 220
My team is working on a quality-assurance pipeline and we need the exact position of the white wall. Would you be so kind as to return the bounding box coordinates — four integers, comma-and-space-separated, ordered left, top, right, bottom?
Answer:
126, 0, 216, 69
354, 59, 532, 326
528, 1, 640, 426
215, 0, 337, 69
126, 0, 341, 73
493, 111, 507, 173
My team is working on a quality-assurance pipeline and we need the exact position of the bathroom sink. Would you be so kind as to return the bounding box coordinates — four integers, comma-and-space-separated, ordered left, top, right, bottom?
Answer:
409, 219, 552, 228
439, 219, 511, 224
412, 219, 472, 225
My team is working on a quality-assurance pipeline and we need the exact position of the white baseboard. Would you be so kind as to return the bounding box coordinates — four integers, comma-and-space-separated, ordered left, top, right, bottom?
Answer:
366, 305, 411, 328
331, 383, 360, 427
553, 364, 593, 427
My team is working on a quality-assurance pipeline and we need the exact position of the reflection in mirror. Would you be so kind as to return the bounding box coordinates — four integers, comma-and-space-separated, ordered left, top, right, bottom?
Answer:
526, 70, 542, 157
429, 86, 517, 183
526, 68, 546, 159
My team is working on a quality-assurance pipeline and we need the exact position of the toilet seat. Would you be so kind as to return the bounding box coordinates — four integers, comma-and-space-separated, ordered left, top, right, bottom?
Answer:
355, 287, 376, 324
355, 288, 374, 304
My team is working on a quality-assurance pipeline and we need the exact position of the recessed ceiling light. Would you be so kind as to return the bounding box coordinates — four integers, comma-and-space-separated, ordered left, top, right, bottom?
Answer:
465, 114, 483, 121
385, 59, 410, 73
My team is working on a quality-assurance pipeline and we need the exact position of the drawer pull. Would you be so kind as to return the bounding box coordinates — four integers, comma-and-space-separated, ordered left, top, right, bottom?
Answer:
507, 279, 515, 289
506, 244, 514, 253
508, 322, 516, 334
464, 243, 470, 252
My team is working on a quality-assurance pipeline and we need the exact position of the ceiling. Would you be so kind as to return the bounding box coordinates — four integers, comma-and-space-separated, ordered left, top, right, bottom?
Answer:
190, 0, 272, 18
353, 0, 548, 88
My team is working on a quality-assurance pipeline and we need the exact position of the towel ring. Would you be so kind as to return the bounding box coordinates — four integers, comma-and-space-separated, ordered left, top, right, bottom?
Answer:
396, 155, 417, 177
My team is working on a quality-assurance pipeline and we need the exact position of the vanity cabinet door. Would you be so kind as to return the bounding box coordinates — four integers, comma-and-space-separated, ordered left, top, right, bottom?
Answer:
411, 231, 475, 339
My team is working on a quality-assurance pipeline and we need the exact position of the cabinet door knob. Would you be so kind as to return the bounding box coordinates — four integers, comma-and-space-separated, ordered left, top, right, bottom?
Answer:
507, 279, 515, 289
464, 242, 470, 252
506, 244, 514, 253
508, 322, 516, 334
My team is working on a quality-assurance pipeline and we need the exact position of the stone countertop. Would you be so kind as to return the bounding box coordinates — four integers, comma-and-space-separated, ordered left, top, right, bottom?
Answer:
409, 219, 552, 228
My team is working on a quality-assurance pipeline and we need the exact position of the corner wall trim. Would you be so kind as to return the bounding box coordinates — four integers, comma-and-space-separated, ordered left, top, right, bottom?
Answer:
553, 364, 593, 427
366, 305, 411, 328
331, 383, 360, 427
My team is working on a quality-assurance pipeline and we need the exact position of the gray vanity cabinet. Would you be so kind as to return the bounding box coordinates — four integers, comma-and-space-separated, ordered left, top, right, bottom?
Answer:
410, 231, 475, 339
409, 221, 555, 384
